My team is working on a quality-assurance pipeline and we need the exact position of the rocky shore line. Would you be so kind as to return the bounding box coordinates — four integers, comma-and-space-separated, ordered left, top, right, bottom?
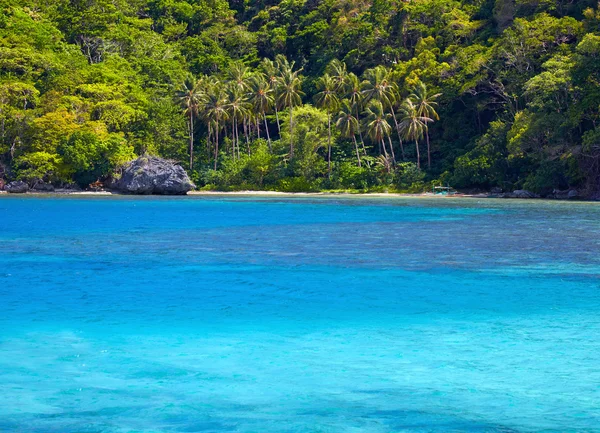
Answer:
0, 156, 195, 196
2, 187, 598, 201
1, 157, 597, 201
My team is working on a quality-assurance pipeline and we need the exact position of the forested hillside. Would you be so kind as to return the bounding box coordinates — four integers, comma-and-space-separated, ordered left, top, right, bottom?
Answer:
1, 0, 599, 194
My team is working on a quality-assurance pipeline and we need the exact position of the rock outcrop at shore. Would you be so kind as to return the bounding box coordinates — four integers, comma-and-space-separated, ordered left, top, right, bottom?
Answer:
491, 189, 583, 199
492, 189, 540, 199
110, 156, 195, 195
547, 189, 579, 200
32, 180, 55, 192
5, 180, 29, 193
512, 190, 539, 199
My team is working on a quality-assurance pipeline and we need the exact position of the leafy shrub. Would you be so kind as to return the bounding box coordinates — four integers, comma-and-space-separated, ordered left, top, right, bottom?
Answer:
14, 152, 65, 184
395, 162, 425, 189
244, 142, 276, 186
327, 162, 369, 190
276, 177, 320, 192
523, 157, 584, 194
451, 121, 510, 189
58, 131, 135, 187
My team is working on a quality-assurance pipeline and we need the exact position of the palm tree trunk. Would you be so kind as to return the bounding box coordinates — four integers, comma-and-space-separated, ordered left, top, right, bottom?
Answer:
231, 115, 236, 159
236, 115, 240, 159
289, 106, 294, 159
223, 122, 230, 157
353, 135, 361, 167
214, 117, 219, 170
387, 133, 396, 164
381, 137, 388, 157
263, 112, 272, 151
256, 117, 261, 139
243, 117, 250, 153
235, 120, 241, 159
356, 105, 367, 155
426, 130, 431, 169
207, 124, 212, 157
189, 111, 194, 170
327, 110, 332, 176
415, 139, 420, 169
275, 106, 281, 136
232, 116, 237, 159
391, 110, 405, 159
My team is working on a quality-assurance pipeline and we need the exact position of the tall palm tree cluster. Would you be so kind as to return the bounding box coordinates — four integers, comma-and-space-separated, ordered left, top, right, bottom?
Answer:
176, 57, 440, 174
323, 61, 442, 172
175, 55, 303, 170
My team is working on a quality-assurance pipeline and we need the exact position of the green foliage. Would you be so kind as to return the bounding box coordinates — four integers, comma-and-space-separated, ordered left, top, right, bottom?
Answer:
58, 131, 134, 186
325, 161, 378, 190
199, 140, 276, 189
395, 162, 425, 190
246, 142, 276, 186
523, 157, 583, 194
14, 151, 63, 183
280, 105, 329, 180
276, 176, 320, 193
451, 121, 510, 189
141, 100, 188, 158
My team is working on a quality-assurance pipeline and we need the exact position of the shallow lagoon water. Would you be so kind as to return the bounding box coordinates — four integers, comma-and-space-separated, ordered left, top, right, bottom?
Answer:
1, 195, 600, 432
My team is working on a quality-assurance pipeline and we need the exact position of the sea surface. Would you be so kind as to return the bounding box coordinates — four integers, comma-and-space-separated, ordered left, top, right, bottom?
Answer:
1, 195, 600, 433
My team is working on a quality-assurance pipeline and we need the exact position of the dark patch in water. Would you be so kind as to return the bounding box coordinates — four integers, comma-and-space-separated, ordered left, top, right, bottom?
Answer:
370, 409, 522, 432
174, 420, 236, 432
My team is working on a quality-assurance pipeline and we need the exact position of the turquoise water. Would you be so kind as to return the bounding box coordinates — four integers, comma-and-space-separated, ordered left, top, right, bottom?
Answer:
1, 196, 600, 433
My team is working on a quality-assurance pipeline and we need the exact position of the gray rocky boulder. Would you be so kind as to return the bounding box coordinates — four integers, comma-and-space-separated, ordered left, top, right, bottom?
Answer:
32, 180, 55, 192
111, 156, 195, 195
549, 189, 579, 199
512, 190, 539, 199
5, 180, 29, 193
498, 189, 540, 199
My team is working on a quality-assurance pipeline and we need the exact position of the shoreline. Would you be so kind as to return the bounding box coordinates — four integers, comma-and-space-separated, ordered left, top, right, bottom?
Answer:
1, 189, 598, 201
0, 189, 488, 198
187, 191, 485, 198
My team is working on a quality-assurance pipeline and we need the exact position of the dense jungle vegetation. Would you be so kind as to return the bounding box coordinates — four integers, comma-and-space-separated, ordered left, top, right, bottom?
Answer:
1, 0, 600, 194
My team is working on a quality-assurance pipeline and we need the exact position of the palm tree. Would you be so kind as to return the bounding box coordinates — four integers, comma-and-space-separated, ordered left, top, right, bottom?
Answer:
277, 67, 303, 160
175, 76, 204, 169
375, 154, 392, 174
361, 66, 404, 161
227, 63, 252, 154
398, 98, 432, 170
409, 81, 441, 169
227, 62, 251, 92
361, 66, 394, 107
203, 83, 229, 170
336, 100, 361, 167
363, 100, 392, 163
314, 73, 340, 174
344, 72, 366, 154
260, 58, 282, 135
226, 84, 249, 159
387, 87, 406, 161
275, 54, 293, 75
248, 74, 274, 150
326, 59, 348, 92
